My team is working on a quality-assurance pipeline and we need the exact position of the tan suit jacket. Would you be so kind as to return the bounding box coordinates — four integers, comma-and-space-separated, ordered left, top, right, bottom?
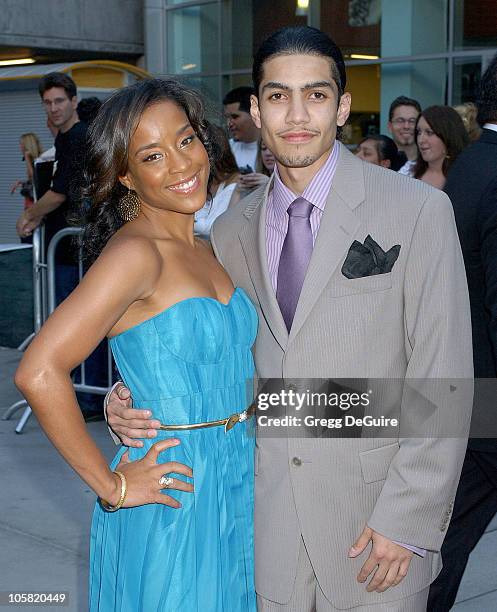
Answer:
211, 144, 473, 608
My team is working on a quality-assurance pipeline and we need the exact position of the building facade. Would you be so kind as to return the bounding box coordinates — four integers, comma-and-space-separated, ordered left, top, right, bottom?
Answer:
145, 0, 497, 137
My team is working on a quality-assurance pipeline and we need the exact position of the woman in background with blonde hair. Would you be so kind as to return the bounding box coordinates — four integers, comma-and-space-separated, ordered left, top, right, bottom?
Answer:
11, 133, 44, 243
11, 132, 44, 209
454, 102, 482, 142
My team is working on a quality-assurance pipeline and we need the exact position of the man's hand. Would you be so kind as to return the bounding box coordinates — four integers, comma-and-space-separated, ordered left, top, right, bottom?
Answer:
349, 526, 413, 593
16, 211, 42, 237
107, 383, 161, 448
238, 172, 269, 189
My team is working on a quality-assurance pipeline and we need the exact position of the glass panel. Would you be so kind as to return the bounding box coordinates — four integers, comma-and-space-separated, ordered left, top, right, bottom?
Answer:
167, 0, 205, 4
167, 4, 219, 75
222, 0, 254, 71
221, 73, 253, 97
178, 75, 221, 117
252, 0, 307, 56
344, 57, 449, 144
341, 64, 381, 145
379, 0, 447, 58
454, 0, 497, 49
321, 0, 381, 58
452, 57, 481, 105
379, 59, 447, 131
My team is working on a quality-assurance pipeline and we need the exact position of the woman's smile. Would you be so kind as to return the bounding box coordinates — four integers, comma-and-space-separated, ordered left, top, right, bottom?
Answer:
166, 171, 201, 195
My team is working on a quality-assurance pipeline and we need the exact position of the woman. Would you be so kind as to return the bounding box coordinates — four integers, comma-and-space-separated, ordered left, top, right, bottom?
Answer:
194, 123, 241, 239
237, 139, 275, 192
413, 106, 469, 189
454, 101, 482, 143
15, 79, 257, 611
11, 133, 44, 208
355, 134, 407, 171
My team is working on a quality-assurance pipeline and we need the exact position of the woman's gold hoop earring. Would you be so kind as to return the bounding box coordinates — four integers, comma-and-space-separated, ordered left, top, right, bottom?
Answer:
118, 189, 140, 222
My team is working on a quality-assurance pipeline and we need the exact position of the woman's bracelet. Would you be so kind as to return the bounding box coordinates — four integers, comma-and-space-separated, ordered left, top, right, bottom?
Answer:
100, 470, 127, 512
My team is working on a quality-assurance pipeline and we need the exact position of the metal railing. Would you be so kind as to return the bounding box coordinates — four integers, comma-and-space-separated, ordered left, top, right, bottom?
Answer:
3, 226, 114, 433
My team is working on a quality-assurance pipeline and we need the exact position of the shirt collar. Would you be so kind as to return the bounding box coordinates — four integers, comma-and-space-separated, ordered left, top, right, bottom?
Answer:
271, 141, 340, 217
483, 123, 497, 133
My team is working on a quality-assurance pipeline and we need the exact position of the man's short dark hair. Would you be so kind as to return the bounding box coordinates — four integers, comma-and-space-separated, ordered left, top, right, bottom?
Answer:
222, 86, 255, 113
477, 53, 497, 125
38, 72, 77, 100
388, 96, 421, 121
77, 97, 102, 125
252, 26, 346, 99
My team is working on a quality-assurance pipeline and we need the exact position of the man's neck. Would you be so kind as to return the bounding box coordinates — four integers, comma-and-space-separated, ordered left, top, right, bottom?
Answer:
236, 137, 258, 145
59, 113, 79, 134
398, 142, 418, 161
276, 147, 332, 195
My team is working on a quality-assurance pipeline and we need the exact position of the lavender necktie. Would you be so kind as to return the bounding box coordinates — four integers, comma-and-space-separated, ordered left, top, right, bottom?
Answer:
276, 197, 314, 332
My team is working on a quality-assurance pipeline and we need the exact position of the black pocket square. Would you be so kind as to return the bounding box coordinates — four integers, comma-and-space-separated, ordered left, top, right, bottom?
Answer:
341, 235, 400, 279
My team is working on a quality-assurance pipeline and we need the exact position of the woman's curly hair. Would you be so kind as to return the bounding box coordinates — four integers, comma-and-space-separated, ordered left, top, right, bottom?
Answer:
80, 78, 219, 263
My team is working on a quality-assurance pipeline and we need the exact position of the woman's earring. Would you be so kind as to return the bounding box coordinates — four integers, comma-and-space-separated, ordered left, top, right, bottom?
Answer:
118, 189, 140, 221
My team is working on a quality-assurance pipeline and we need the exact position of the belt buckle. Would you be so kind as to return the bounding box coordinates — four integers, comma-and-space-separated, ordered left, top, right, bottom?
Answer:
225, 412, 240, 433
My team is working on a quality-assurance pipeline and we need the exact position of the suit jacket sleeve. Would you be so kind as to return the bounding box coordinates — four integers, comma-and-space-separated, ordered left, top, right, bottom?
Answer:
478, 178, 497, 366
367, 189, 473, 551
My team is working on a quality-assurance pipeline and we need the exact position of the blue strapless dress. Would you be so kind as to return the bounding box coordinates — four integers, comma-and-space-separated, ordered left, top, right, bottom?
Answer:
89, 288, 257, 611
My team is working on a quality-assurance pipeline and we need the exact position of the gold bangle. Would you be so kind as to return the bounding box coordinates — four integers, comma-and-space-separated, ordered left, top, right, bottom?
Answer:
100, 470, 127, 512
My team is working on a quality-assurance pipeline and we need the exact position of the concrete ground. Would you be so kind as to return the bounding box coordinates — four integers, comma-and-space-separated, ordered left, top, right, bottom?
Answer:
1, 346, 496, 611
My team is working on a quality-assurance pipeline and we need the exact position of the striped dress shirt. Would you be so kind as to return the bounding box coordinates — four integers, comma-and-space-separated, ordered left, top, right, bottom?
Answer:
266, 141, 340, 292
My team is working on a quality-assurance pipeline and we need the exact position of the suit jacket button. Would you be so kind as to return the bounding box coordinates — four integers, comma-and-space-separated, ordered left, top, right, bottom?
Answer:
292, 456, 302, 467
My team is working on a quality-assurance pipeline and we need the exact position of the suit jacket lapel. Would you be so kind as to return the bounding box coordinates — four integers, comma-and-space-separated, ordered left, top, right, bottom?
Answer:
289, 145, 365, 344
239, 179, 289, 350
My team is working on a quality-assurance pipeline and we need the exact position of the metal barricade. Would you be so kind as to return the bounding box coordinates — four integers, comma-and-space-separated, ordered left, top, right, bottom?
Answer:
3, 227, 115, 433
2, 224, 46, 430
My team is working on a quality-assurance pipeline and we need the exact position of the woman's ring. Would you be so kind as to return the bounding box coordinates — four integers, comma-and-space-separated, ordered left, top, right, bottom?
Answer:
159, 475, 174, 488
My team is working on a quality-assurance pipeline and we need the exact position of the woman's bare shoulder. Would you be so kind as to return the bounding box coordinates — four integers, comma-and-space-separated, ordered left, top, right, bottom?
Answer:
106, 226, 160, 259
89, 228, 163, 295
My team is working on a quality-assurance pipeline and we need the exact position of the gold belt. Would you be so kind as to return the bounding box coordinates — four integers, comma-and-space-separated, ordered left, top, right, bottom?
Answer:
159, 404, 256, 433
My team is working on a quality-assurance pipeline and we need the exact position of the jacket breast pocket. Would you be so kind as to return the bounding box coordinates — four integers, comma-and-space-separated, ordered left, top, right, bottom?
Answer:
359, 442, 399, 484
326, 272, 392, 297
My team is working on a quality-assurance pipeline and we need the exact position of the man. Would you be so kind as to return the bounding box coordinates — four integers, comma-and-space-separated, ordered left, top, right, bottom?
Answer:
17, 72, 87, 304
17, 73, 86, 254
19, 73, 105, 418
387, 95, 421, 176
107, 27, 472, 610
76, 96, 102, 127
428, 54, 497, 611
223, 86, 260, 170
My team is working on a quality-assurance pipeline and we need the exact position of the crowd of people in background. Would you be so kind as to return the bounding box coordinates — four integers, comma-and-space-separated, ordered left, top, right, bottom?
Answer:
13, 78, 484, 247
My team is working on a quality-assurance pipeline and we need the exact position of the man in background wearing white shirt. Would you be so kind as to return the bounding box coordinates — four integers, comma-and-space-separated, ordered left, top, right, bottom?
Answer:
223, 86, 260, 170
